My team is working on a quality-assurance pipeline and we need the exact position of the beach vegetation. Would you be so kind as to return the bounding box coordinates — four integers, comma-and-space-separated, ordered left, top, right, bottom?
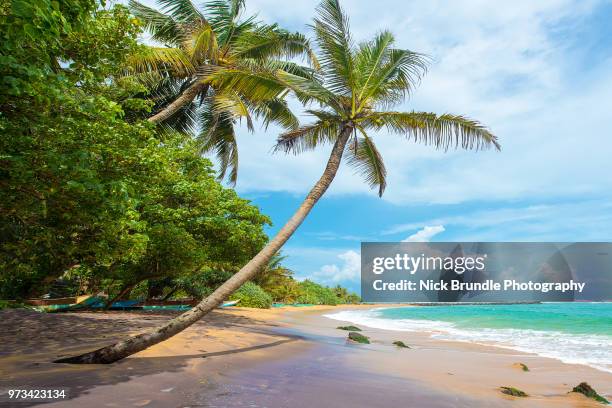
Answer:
253, 257, 360, 305
229, 281, 273, 308
392, 341, 410, 348
294, 280, 340, 305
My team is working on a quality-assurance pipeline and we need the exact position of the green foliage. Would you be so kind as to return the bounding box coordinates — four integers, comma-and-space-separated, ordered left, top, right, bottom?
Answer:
230, 281, 272, 309
0, 0, 269, 299
253, 254, 359, 305
294, 280, 339, 305
127, 0, 317, 183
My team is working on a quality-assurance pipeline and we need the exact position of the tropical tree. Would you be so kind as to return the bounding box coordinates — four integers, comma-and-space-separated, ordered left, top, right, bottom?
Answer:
253, 252, 292, 285
128, 0, 318, 182
59, 0, 499, 364
0, 1, 271, 300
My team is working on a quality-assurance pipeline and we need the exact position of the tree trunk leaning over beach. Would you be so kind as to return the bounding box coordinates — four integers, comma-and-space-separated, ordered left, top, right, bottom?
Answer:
55, 126, 353, 364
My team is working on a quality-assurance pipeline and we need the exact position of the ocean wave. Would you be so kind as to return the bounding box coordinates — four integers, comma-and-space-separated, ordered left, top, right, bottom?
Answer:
324, 309, 612, 373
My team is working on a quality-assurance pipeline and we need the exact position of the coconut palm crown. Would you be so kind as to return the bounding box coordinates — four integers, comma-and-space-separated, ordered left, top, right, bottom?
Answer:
129, 0, 319, 183
274, 0, 499, 196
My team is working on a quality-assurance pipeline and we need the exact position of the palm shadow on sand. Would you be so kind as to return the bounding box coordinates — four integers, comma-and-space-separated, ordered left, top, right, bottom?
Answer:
0, 309, 298, 406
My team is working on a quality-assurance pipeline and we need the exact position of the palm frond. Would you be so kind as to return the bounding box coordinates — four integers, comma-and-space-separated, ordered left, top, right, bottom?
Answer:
205, 0, 245, 20
229, 0, 246, 17
157, 0, 205, 24
354, 30, 394, 100
233, 28, 320, 69
129, 0, 182, 45
305, 108, 341, 122
361, 49, 429, 108
312, 0, 355, 96
275, 70, 340, 110
206, 0, 254, 48
188, 23, 219, 63
198, 102, 240, 184
212, 91, 254, 132
246, 98, 299, 130
362, 111, 500, 151
237, 59, 317, 80
208, 68, 286, 102
127, 46, 195, 77
274, 119, 342, 154
346, 132, 387, 196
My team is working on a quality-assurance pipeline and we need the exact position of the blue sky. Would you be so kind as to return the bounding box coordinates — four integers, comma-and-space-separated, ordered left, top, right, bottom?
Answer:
141, 0, 612, 293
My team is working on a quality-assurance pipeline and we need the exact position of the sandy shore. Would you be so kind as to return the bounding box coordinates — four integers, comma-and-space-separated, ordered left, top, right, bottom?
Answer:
0, 305, 610, 407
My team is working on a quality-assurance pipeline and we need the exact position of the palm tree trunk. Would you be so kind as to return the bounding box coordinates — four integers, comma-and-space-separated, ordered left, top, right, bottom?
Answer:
147, 80, 209, 124
56, 125, 353, 364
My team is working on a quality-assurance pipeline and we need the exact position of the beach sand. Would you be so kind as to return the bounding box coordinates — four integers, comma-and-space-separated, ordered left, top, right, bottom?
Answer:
0, 305, 610, 407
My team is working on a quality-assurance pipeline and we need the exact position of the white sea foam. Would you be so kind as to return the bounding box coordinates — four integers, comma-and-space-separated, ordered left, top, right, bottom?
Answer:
324, 309, 612, 373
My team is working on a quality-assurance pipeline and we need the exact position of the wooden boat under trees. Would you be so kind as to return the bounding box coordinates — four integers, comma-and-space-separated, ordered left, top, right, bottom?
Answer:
25, 295, 97, 312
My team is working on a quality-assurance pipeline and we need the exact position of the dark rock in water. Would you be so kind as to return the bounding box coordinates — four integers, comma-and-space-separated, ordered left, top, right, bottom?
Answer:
347, 332, 370, 344
392, 341, 410, 348
571, 382, 609, 404
337, 325, 361, 331
500, 387, 528, 397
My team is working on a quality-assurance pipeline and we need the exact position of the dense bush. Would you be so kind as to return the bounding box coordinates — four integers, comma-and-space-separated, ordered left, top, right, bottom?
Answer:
0, 1, 270, 299
230, 282, 273, 309
295, 280, 339, 305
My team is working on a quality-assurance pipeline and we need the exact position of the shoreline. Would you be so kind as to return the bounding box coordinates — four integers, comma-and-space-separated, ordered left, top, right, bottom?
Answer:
310, 305, 612, 407
323, 303, 612, 375
0, 305, 610, 407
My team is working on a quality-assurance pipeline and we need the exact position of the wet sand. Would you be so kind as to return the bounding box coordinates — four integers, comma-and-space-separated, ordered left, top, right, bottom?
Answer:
0, 306, 610, 407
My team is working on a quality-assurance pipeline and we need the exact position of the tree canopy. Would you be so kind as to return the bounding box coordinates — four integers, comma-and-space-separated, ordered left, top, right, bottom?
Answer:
0, 1, 270, 298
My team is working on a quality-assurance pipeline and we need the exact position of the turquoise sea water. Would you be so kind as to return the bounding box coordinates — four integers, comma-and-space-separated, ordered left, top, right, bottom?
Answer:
379, 303, 612, 336
325, 303, 612, 372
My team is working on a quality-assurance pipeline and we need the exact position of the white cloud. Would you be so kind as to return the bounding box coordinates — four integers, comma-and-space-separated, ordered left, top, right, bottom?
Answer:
385, 200, 612, 241
402, 225, 446, 242
227, 0, 612, 205
308, 250, 361, 285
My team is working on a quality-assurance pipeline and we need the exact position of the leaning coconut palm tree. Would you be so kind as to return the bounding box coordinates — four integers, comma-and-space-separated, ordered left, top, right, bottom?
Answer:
129, 0, 318, 182
58, 0, 499, 364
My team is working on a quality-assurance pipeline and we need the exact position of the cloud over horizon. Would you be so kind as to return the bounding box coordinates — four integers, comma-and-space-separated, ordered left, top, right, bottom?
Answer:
309, 250, 361, 286
402, 225, 446, 242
